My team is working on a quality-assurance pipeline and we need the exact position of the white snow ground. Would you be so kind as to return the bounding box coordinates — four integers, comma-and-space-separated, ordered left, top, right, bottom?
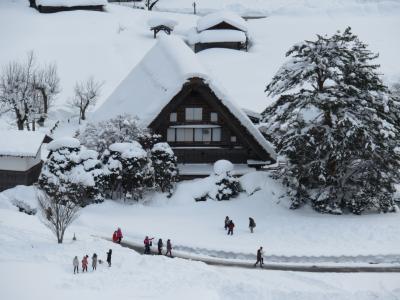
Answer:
0, 179, 400, 300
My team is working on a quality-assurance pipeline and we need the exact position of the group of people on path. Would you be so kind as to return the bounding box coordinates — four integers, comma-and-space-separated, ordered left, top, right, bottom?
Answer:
224, 216, 256, 235
73, 249, 112, 274
144, 236, 173, 257
224, 216, 263, 267
73, 253, 99, 274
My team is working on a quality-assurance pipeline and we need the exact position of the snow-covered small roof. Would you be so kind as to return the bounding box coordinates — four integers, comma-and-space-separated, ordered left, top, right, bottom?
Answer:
197, 11, 248, 33
242, 108, 261, 120
0, 130, 45, 157
47, 137, 81, 152
148, 17, 178, 29
95, 35, 276, 160
35, 0, 107, 7
188, 29, 247, 44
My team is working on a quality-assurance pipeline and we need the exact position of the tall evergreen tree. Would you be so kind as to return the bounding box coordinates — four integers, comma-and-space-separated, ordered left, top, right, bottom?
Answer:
262, 27, 400, 214
151, 142, 179, 196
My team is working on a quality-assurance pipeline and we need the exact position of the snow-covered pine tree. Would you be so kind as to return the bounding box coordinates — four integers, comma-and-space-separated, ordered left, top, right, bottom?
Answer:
212, 160, 240, 201
102, 142, 150, 200
151, 142, 178, 196
39, 138, 85, 205
261, 27, 400, 214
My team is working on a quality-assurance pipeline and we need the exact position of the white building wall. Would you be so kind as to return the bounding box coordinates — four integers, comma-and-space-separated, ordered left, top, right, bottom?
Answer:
0, 146, 42, 171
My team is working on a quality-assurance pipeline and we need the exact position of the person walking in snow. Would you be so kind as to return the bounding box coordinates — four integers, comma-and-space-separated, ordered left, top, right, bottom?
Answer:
249, 217, 256, 233
144, 236, 154, 254
82, 255, 89, 272
165, 239, 172, 257
224, 216, 230, 230
106, 249, 112, 267
116, 227, 123, 244
254, 247, 264, 268
157, 238, 164, 255
227, 220, 235, 235
73, 256, 79, 274
92, 253, 98, 271
112, 231, 118, 243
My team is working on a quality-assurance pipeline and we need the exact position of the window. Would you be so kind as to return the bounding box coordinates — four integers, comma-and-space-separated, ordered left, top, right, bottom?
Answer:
170, 112, 177, 122
210, 112, 218, 122
202, 128, 211, 142
212, 128, 221, 141
176, 128, 185, 142
231, 136, 237, 142
184, 128, 193, 141
185, 108, 202, 121
167, 128, 175, 142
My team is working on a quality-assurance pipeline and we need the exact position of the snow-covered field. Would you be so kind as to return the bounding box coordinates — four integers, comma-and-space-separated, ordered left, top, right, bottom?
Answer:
1, 176, 400, 300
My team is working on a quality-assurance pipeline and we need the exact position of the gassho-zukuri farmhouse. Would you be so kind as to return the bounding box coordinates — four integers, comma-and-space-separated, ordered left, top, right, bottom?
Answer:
95, 35, 276, 178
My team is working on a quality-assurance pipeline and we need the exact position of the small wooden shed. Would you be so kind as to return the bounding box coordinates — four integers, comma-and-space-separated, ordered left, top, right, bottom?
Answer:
189, 11, 248, 53
30, 0, 106, 13
148, 17, 178, 39
0, 130, 48, 191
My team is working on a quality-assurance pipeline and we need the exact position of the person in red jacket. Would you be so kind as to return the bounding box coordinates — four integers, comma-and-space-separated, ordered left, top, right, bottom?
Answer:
116, 227, 123, 244
227, 220, 235, 235
82, 255, 88, 272
144, 236, 154, 254
112, 231, 118, 243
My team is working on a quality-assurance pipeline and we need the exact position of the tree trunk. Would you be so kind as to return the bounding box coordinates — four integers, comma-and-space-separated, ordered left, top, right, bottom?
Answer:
17, 119, 24, 130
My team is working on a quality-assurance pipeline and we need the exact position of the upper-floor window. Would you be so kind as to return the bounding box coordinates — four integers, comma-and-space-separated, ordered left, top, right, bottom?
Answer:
185, 107, 202, 121
231, 136, 237, 142
170, 112, 177, 122
210, 112, 218, 122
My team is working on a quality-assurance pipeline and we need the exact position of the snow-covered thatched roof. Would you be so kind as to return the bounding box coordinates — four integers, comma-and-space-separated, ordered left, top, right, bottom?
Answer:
35, 0, 107, 7
197, 11, 248, 32
0, 130, 45, 157
95, 35, 276, 160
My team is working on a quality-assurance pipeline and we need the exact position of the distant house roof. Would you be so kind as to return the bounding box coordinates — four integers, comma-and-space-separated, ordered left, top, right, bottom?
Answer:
35, 0, 107, 7
148, 17, 178, 29
242, 108, 261, 121
188, 29, 247, 44
197, 11, 248, 32
0, 130, 45, 157
95, 35, 276, 160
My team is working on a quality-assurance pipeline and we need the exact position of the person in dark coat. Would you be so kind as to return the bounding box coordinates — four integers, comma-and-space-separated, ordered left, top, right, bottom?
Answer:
254, 247, 264, 268
166, 239, 172, 257
227, 220, 235, 235
92, 253, 98, 271
106, 249, 112, 267
157, 238, 163, 255
249, 217, 256, 233
224, 216, 230, 230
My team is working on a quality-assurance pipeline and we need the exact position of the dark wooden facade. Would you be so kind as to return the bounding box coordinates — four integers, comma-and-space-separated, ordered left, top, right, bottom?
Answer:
149, 78, 274, 165
0, 162, 43, 192
30, 1, 104, 13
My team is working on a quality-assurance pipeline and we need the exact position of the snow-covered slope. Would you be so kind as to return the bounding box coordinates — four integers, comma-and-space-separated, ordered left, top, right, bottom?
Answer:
0, 0, 399, 121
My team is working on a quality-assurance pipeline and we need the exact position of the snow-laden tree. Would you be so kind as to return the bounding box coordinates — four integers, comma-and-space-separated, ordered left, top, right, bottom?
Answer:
79, 114, 151, 153
145, 0, 160, 11
70, 76, 102, 123
38, 192, 80, 244
102, 142, 152, 200
261, 27, 400, 214
151, 142, 178, 196
39, 138, 103, 206
211, 160, 240, 201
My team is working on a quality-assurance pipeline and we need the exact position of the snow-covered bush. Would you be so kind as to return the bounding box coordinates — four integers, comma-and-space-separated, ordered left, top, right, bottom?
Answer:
39, 138, 103, 205
151, 142, 179, 196
102, 142, 151, 200
262, 27, 400, 214
211, 160, 240, 201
